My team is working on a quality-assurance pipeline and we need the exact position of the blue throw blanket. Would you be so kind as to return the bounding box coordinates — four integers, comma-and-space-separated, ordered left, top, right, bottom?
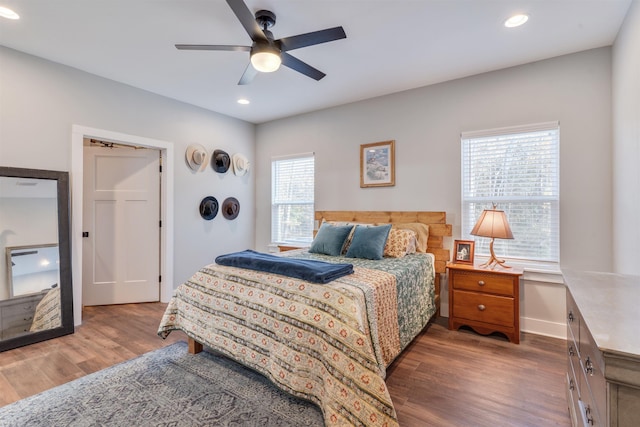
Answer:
215, 250, 354, 284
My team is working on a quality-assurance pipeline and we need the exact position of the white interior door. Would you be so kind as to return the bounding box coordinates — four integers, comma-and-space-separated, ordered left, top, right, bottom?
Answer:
83, 145, 160, 305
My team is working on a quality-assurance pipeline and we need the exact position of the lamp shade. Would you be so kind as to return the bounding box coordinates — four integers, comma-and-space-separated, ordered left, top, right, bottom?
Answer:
250, 45, 281, 73
470, 208, 514, 239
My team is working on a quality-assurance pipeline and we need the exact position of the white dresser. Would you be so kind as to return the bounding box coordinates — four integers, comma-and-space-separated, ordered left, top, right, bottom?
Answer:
564, 270, 640, 427
0, 292, 46, 340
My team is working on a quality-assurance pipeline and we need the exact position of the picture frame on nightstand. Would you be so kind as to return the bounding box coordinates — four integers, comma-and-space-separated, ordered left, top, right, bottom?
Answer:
453, 240, 474, 265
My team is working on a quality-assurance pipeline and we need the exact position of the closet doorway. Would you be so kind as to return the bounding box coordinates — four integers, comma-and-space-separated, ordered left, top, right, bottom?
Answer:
71, 125, 175, 324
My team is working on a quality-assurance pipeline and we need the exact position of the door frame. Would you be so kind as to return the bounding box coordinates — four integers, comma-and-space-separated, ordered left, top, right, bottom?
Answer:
71, 125, 175, 326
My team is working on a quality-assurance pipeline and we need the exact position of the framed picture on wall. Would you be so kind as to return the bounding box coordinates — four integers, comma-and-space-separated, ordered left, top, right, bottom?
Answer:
454, 240, 475, 265
360, 140, 395, 188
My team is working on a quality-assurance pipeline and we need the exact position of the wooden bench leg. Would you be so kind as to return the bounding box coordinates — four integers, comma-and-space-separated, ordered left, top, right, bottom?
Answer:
188, 337, 203, 354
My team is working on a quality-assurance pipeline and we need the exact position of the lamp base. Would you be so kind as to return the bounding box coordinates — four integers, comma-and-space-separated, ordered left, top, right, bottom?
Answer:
478, 238, 511, 269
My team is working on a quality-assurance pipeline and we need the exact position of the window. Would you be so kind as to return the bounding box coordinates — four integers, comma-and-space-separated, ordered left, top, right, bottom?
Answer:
271, 153, 315, 245
461, 122, 559, 264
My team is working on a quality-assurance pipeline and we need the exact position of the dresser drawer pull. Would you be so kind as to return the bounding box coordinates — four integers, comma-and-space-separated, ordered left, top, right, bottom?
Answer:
477, 280, 485, 286
569, 378, 575, 391
585, 357, 594, 376
568, 344, 575, 357
585, 404, 594, 425
477, 304, 486, 311
567, 310, 574, 323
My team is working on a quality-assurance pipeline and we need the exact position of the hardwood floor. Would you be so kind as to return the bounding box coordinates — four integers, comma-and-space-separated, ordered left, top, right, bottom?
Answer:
387, 318, 571, 426
0, 303, 185, 407
0, 303, 571, 426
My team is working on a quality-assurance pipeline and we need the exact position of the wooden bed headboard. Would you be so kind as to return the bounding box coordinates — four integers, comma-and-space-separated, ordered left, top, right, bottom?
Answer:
315, 211, 452, 311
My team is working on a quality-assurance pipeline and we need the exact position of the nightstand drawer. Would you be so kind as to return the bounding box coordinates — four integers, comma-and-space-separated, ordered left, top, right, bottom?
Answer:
451, 270, 515, 296
451, 290, 514, 327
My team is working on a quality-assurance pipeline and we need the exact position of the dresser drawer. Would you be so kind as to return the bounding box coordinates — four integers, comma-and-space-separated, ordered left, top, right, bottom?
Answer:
578, 385, 602, 427
452, 290, 514, 327
566, 364, 579, 427
579, 321, 606, 418
1, 325, 32, 340
1, 301, 38, 318
451, 270, 515, 296
2, 311, 34, 329
567, 336, 581, 395
566, 292, 580, 348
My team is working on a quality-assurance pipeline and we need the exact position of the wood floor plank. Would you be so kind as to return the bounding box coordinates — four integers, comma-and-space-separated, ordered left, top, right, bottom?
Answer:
0, 303, 571, 426
0, 372, 22, 406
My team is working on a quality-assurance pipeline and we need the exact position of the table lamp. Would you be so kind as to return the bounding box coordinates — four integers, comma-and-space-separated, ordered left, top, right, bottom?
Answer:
470, 204, 514, 269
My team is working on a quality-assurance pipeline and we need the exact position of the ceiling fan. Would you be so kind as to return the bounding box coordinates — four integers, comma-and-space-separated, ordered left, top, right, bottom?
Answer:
175, 0, 347, 85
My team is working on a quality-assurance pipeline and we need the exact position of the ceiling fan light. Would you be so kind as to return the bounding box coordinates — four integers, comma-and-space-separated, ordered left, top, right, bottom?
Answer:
504, 14, 529, 28
251, 51, 281, 73
0, 6, 20, 20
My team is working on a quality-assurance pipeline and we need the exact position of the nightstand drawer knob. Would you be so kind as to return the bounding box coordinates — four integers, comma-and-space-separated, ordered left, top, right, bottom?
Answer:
477, 280, 485, 286
477, 304, 486, 311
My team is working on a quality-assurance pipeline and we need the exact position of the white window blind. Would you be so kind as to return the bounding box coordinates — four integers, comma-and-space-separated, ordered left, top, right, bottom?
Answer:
461, 122, 560, 263
271, 153, 315, 245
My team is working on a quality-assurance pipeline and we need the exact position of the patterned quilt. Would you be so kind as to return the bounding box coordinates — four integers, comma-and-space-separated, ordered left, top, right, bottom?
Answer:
29, 287, 61, 332
158, 252, 435, 427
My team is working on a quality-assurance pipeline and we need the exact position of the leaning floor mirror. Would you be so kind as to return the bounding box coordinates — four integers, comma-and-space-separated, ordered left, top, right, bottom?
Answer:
0, 166, 74, 352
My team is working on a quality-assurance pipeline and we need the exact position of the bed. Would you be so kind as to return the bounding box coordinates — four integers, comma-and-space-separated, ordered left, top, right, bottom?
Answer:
158, 211, 451, 427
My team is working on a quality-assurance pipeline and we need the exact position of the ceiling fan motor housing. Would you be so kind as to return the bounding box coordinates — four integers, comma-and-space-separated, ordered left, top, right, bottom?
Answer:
255, 10, 276, 30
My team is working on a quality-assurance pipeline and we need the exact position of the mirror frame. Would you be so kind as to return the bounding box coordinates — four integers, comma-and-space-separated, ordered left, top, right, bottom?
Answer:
0, 166, 74, 352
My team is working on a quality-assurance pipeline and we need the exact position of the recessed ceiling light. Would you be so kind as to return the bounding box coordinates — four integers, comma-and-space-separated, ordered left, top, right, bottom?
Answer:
237, 99, 250, 105
0, 6, 20, 20
504, 14, 528, 28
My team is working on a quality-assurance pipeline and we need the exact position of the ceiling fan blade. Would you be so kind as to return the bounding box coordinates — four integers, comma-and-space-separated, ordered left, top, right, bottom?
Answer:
281, 53, 326, 81
238, 63, 258, 85
226, 0, 268, 42
175, 44, 251, 52
278, 26, 346, 52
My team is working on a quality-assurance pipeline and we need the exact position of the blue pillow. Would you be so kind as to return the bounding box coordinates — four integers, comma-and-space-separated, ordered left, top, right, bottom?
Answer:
308, 223, 354, 256
345, 224, 392, 260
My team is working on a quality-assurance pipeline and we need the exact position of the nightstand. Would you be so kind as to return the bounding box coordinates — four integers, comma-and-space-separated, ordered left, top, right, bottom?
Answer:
447, 263, 523, 344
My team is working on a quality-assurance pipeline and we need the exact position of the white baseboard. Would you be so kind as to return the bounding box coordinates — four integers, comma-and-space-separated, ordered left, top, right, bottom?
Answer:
439, 304, 566, 340
521, 316, 566, 340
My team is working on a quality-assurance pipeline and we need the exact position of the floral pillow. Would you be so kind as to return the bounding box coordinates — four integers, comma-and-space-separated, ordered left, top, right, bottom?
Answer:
393, 223, 429, 253
384, 228, 418, 258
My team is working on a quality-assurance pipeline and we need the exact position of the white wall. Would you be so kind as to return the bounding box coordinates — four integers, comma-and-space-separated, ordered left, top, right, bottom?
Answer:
0, 47, 256, 322
0, 198, 58, 300
612, 0, 640, 275
13, 270, 59, 297
256, 48, 613, 338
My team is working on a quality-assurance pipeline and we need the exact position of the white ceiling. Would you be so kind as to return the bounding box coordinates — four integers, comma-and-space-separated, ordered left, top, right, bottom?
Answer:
0, 0, 632, 124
